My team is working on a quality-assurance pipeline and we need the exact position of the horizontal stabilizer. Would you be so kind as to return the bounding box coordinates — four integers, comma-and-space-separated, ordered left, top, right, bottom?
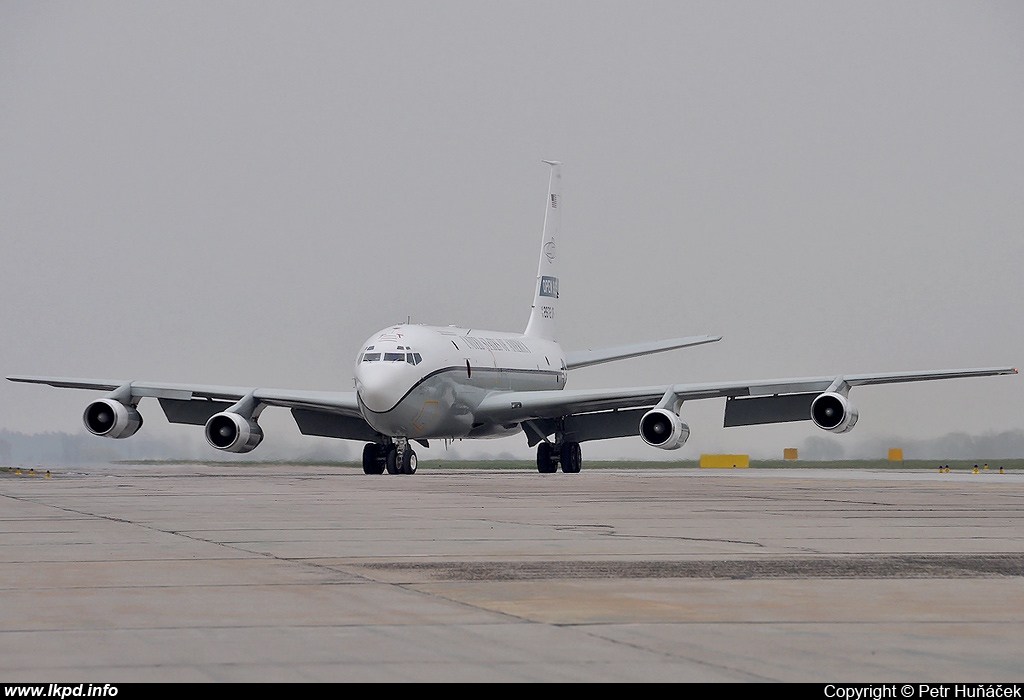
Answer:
565, 335, 721, 370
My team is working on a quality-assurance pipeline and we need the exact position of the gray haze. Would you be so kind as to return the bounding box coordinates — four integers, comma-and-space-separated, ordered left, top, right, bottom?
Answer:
2, 1, 1022, 462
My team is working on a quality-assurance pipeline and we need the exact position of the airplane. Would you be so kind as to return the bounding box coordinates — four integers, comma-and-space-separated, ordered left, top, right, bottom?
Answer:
7, 161, 1017, 475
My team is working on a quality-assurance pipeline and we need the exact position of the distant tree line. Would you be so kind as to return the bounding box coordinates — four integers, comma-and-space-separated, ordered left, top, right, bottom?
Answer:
0, 429, 351, 465
2, 428, 1021, 466
800, 431, 1024, 461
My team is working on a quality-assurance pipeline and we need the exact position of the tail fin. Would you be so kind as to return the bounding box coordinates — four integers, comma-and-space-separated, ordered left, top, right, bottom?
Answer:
524, 160, 562, 340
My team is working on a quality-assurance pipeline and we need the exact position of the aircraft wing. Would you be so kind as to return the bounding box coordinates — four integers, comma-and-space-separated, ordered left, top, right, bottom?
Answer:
475, 366, 1018, 424
7, 375, 362, 414
5, 375, 367, 444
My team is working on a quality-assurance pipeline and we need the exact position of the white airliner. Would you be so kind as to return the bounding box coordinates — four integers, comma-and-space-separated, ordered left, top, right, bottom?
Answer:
7, 162, 1017, 474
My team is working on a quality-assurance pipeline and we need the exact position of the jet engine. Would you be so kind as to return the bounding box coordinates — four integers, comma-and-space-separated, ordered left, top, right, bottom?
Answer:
810, 392, 859, 434
83, 399, 143, 439
204, 412, 264, 453
639, 408, 690, 450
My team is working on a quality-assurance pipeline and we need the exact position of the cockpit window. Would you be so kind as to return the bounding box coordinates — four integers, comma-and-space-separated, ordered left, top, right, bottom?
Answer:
365, 349, 422, 364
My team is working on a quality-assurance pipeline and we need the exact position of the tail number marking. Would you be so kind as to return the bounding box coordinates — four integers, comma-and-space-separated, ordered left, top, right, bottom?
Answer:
539, 276, 559, 298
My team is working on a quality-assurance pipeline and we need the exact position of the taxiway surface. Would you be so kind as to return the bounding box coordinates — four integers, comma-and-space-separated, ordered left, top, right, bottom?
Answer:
1, 464, 1022, 682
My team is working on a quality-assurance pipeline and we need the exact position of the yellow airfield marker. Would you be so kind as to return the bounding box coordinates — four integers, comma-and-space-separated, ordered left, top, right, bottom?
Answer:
700, 454, 750, 469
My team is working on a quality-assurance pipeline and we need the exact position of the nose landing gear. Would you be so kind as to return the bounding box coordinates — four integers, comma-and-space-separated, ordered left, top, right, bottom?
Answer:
363, 438, 418, 475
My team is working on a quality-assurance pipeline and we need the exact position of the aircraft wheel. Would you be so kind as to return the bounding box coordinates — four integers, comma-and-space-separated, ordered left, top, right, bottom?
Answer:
402, 448, 418, 475
362, 443, 385, 475
560, 441, 582, 473
537, 442, 557, 473
385, 446, 401, 474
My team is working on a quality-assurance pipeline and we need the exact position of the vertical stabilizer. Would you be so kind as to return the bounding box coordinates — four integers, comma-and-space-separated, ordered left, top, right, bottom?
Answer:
524, 160, 562, 340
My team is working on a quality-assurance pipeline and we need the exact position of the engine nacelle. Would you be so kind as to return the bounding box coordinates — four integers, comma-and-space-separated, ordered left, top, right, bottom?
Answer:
204, 412, 264, 453
83, 399, 143, 439
639, 408, 690, 450
810, 392, 859, 434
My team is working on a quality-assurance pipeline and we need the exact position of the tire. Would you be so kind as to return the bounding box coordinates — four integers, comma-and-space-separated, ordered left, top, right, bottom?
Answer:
537, 442, 557, 473
362, 443, 384, 475
402, 449, 418, 475
385, 446, 401, 474
560, 441, 581, 473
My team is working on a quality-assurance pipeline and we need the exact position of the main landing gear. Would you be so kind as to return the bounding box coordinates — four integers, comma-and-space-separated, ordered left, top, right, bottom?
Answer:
537, 440, 582, 474
363, 438, 418, 475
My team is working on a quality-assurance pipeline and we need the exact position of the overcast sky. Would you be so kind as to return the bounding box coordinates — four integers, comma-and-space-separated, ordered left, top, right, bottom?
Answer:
2, 1, 1022, 461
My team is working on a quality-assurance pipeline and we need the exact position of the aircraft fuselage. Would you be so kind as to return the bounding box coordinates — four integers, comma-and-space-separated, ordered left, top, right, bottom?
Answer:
354, 324, 566, 439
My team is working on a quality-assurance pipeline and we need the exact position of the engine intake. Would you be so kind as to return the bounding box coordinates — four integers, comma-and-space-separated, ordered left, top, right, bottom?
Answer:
83, 399, 143, 439
810, 392, 859, 434
205, 412, 264, 453
639, 408, 690, 450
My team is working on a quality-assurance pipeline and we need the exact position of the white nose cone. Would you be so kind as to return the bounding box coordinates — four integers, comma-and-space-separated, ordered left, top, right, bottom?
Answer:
356, 365, 407, 413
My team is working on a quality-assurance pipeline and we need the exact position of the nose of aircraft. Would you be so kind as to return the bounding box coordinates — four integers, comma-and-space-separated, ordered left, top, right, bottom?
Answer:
355, 363, 411, 413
